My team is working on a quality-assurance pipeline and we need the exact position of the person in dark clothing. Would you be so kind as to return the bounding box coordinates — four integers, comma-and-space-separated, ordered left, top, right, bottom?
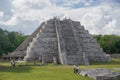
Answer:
76, 65, 79, 74
73, 65, 79, 74
73, 65, 77, 73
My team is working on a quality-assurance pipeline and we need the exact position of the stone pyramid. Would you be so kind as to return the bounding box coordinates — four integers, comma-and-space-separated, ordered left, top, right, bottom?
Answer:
11, 17, 110, 65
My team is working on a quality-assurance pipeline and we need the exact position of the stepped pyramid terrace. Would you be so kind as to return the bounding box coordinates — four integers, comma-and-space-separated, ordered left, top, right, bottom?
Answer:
3, 17, 110, 65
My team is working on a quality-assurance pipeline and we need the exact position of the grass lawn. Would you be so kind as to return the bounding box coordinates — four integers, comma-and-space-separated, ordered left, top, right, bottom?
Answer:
0, 58, 120, 80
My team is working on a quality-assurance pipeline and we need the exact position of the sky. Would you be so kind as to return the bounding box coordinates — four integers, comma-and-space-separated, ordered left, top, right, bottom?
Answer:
0, 0, 120, 35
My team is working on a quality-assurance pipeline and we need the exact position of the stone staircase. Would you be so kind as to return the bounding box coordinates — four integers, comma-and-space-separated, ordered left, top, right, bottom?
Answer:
55, 19, 86, 65
25, 20, 58, 63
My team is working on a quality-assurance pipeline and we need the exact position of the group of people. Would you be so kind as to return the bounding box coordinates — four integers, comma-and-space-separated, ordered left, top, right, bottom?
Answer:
10, 58, 80, 72
73, 65, 79, 74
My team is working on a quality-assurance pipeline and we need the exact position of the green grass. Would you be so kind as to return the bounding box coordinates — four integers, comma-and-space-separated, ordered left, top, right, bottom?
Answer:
0, 58, 120, 80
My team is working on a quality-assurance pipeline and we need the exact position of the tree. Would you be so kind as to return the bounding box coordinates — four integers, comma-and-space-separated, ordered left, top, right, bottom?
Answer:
93, 35, 120, 54
0, 28, 28, 56
114, 40, 120, 53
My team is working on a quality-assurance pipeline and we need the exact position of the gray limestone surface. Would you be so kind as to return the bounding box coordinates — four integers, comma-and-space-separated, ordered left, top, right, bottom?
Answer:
79, 68, 120, 80
11, 18, 110, 65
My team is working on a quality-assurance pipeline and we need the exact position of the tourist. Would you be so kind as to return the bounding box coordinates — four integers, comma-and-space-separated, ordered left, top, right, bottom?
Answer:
11, 58, 16, 67
73, 65, 79, 74
76, 65, 79, 74
73, 65, 77, 73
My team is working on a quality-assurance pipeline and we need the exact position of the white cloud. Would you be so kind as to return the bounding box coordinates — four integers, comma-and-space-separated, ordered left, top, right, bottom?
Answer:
102, 19, 120, 35
61, 0, 86, 6
63, 4, 120, 35
0, 11, 4, 17
28, 0, 52, 7
12, 0, 28, 10
12, 0, 53, 11
11, 0, 67, 22
52, 0, 97, 7
4, 16, 18, 26
14, 7, 66, 21
0, 16, 17, 26
0, 0, 120, 35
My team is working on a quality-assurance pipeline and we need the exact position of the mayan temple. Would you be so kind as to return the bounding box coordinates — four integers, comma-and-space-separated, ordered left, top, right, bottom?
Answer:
10, 17, 110, 65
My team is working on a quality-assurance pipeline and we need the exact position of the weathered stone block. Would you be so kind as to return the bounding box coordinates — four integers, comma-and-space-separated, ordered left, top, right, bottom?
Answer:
79, 68, 120, 80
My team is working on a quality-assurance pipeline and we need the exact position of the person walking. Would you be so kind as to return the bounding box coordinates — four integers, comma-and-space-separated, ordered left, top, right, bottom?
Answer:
73, 65, 79, 74
73, 65, 77, 73
11, 58, 16, 67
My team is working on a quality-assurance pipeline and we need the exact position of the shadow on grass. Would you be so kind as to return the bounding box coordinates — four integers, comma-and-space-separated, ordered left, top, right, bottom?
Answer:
90, 58, 120, 65
0, 65, 33, 73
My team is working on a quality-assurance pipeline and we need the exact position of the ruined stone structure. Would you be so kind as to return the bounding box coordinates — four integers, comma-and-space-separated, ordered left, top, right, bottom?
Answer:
10, 18, 110, 65
79, 68, 120, 80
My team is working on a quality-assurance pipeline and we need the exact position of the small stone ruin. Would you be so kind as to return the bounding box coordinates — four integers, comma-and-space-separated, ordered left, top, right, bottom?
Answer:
79, 68, 120, 80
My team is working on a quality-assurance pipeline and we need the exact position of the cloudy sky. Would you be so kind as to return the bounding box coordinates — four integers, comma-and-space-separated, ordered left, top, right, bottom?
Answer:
0, 0, 120, 35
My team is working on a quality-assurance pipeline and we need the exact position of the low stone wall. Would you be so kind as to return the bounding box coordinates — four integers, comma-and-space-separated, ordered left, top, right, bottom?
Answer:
110, 54, 120, 58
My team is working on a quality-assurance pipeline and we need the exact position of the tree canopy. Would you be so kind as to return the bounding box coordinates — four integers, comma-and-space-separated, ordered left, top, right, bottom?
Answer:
93, 35, 120, 54
0, 28, 28, 56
